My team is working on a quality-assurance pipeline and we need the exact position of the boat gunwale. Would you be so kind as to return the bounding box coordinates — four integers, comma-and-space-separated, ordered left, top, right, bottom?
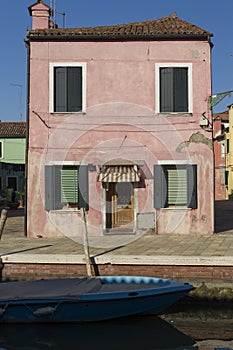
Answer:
0, 276, 194, 304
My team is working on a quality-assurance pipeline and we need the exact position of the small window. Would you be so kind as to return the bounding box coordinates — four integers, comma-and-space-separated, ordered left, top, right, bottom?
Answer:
154, 164, 197, 209
160, 67, 188, 112
167, 166, 187, 205
61, 166, 78, 207
45, 165, 89, 211
156, 63, 192, 114
50, 63, 86, 113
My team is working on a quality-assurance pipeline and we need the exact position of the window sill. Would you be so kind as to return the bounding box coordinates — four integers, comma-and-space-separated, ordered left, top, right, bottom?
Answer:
160, 207, 192, 211
157, 113, 193, 117
50, 112, 86, 116
49, 209, 80, 213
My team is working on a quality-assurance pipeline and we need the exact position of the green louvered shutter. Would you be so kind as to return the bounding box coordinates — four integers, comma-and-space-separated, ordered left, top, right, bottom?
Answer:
167, 167, 187, 205
61, 166, 78, 206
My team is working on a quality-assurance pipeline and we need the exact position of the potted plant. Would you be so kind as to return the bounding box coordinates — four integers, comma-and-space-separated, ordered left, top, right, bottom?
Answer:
16, 191, 24, 208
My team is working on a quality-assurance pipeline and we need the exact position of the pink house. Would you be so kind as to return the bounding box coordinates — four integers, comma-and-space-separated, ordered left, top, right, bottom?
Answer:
25, 0, 214, 238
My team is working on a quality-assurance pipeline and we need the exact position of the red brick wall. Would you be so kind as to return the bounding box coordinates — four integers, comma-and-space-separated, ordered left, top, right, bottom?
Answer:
2, 263, 233, 285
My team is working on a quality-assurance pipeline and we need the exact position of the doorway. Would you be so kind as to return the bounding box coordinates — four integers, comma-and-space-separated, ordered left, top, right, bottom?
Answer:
106, 182, 134, 229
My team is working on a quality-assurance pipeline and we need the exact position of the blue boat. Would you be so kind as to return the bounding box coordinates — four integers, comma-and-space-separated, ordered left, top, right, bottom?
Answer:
0, 276, 194, 323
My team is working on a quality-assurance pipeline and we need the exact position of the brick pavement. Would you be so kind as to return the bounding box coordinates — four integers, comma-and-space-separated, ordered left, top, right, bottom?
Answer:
1, 201, 233, 286
1, 202, 233, 259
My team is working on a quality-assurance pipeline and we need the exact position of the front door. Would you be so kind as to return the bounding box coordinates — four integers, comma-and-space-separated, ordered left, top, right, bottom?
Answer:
106, 182, 134, 228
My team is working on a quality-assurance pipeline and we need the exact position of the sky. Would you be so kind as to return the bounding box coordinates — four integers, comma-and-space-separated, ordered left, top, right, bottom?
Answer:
1, 0, 233, 122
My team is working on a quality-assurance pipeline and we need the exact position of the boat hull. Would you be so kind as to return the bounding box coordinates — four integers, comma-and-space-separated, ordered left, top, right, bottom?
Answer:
0, 276, 194, 323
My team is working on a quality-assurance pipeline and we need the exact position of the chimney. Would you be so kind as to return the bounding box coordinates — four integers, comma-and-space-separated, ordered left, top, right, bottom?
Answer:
28, 0, 52, 30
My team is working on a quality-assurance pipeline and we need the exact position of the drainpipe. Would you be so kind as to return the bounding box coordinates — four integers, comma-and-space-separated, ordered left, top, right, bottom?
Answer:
228, 104, 233, 199
24, 38, 30, 237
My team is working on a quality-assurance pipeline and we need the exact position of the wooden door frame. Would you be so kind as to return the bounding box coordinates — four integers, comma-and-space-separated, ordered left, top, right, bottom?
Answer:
102, 182, 137, 233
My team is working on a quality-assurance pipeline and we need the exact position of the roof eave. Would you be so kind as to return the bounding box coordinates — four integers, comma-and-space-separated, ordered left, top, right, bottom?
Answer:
27, 33, 213, 42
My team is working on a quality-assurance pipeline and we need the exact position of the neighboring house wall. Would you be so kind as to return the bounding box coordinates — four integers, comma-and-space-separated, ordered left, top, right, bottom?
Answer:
26, 1, 214, 237
0, 138, 25, 164
226, 105, 233, 199
0, 123, 26, 200
213, 112, 229, 200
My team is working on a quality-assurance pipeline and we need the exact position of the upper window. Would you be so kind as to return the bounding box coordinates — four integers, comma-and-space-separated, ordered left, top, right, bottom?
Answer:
0, 141, 2, 159
156, 63, 192, 114
50, 63, 86, 113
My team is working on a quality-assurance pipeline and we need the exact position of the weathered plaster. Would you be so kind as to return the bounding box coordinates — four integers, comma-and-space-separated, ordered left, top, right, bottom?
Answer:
176, 132, 213, 153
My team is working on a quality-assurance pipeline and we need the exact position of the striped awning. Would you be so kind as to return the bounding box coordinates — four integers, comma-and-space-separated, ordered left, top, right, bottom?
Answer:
97, 165, 140, 182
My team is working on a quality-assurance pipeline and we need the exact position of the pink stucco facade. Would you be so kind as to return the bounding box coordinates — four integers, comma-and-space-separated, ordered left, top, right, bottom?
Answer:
26, 1, 214, 238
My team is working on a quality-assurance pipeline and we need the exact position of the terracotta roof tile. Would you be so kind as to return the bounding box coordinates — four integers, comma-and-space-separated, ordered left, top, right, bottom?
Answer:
27, 13, 212, 39
0, 122, 26, 138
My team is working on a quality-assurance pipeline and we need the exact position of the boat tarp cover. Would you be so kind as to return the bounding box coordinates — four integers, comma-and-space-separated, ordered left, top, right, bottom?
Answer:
0, 278, 102, 301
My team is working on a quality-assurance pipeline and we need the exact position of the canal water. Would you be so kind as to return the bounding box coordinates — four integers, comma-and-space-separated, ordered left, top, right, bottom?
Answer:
0, 303, 232, 349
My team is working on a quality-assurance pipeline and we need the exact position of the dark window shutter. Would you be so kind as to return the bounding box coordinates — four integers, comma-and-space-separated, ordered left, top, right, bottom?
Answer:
187, 164, 197, 209
54, 67, 67, 112
54, 165, 63, 209
225, 170, 229, 186
78, 165, 89, 210
45, 165, 55, 211
160, 68, 173, 112
154, 165, 168, 209
67, 67, 82, 112
174, 68, 188, 112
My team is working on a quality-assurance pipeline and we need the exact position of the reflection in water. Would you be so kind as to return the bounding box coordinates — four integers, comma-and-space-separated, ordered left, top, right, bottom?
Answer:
163, 302, 233, 350
0, 315, 195, 350
0, 305, 233, 350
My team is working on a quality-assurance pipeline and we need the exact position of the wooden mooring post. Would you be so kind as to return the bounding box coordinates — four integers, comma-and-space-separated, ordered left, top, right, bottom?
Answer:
81, 208, 92, 277
0, 209, 8, 240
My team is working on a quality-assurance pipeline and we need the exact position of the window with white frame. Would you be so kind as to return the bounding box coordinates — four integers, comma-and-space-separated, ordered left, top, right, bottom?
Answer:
45, 164, 89, 211
50, 63, 86, 113
154, 164, 197, 208
155, 63, 193, 114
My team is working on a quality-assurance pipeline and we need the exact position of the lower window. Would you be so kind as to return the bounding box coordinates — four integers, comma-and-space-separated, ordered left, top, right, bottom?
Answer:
61, 166, 78, 208
154, 164, 197, 209
45, 165, 89, 210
